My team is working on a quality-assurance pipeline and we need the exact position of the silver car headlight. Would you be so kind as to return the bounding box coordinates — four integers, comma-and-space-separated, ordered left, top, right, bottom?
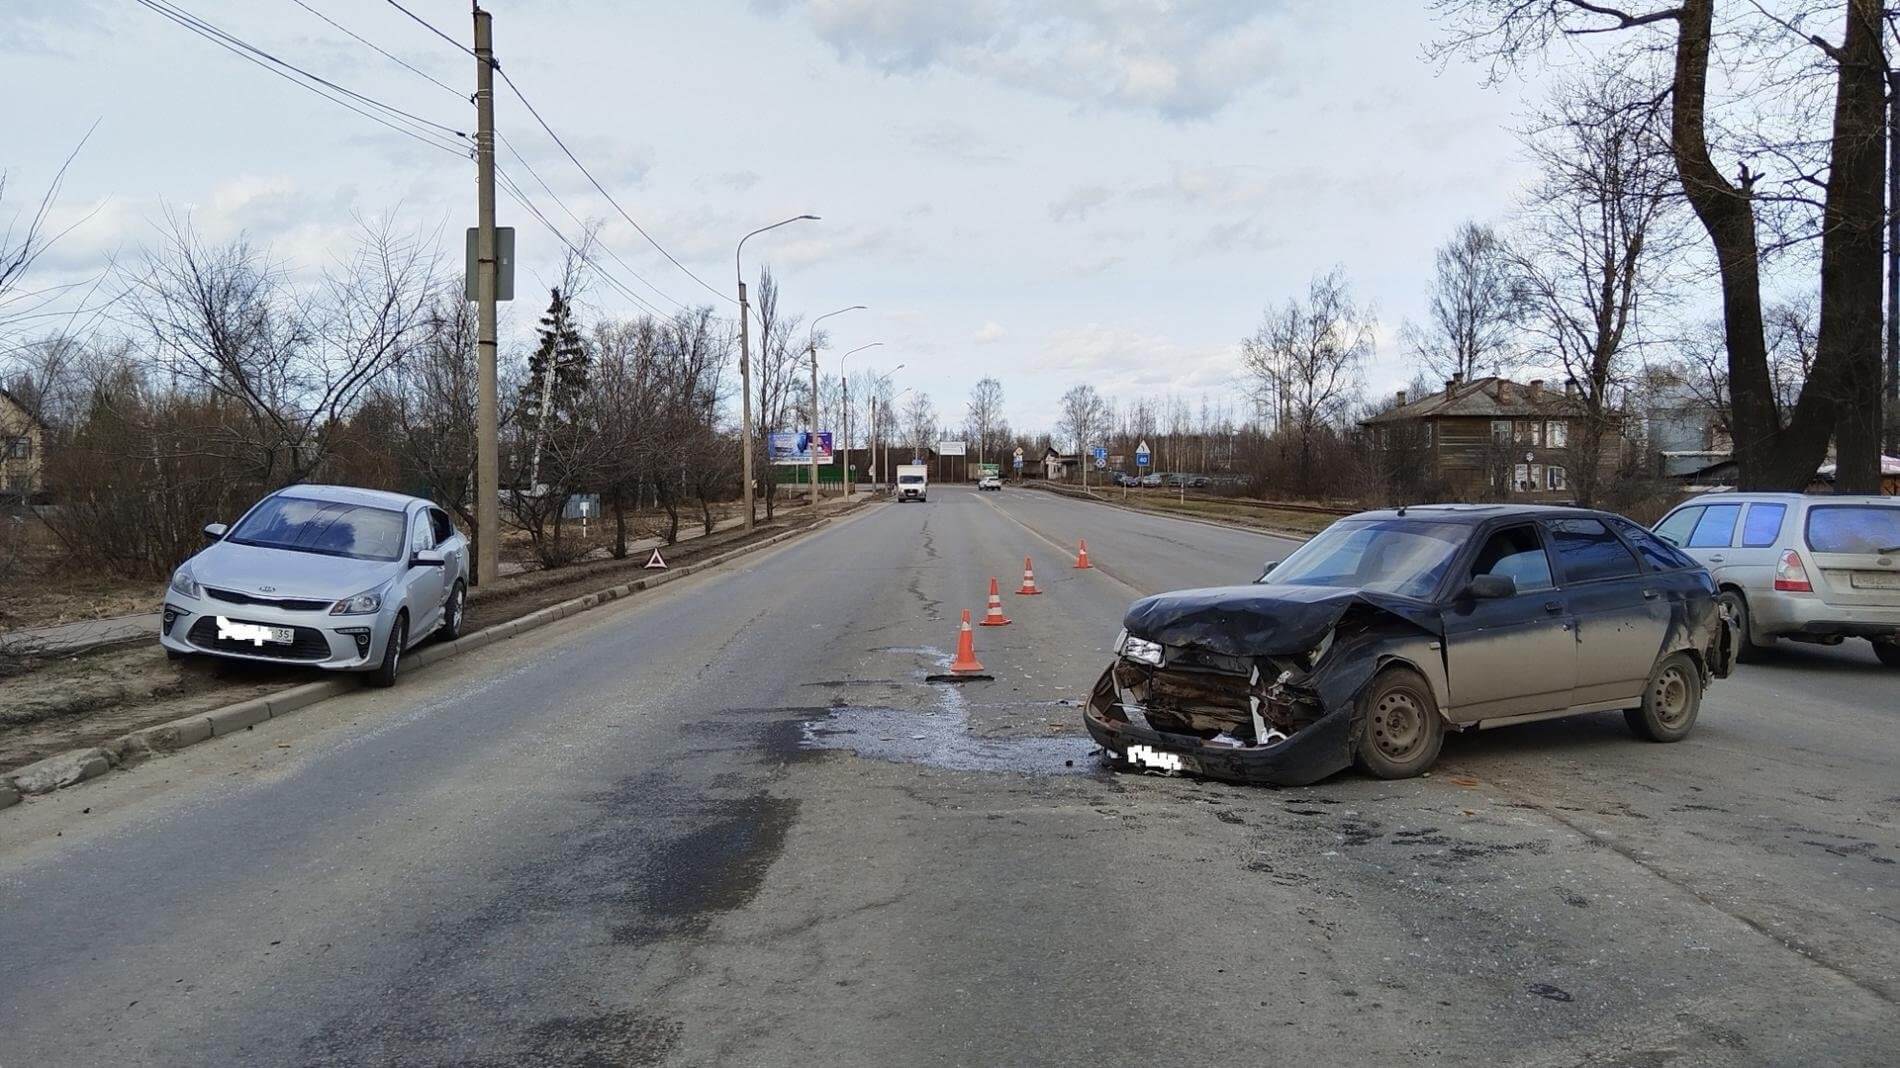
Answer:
169, 567, 201, 599
1121, 634, 1165, 667
329, 589, 384, 615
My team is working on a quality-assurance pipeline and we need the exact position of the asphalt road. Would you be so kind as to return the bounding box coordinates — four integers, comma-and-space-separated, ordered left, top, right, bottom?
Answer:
2, 486, 1895, 1066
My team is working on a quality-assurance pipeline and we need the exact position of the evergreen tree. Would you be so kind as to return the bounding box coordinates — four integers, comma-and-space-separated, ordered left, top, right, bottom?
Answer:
521, 287, 588, 486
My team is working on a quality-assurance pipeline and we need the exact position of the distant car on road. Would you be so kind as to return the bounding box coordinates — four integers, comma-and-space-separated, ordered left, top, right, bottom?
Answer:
1654, 492, 1900, 665
1112, 472, 1140, 487
1139, 473, 1165, 487
159, 485, 469, 687
978, 475, 1002, 491
1087, 504, 1733, 785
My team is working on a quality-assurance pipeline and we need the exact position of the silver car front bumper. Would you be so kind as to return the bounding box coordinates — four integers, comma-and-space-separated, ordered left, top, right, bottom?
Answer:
159, 592, 390, 670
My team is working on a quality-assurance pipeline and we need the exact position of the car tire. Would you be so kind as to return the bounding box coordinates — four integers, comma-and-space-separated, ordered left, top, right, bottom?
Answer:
367, 612, 407, 689
440, 581, 466, 642
1718, 590, 1768, 663
1353, 666, 1444, 780
1625, 652, 1701, 742
1873, 638, 1900, 668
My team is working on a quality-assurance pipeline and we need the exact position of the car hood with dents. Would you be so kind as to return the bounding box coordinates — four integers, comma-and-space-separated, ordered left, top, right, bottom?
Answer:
1121, 583, 1441, 658
188, 540, 400, 600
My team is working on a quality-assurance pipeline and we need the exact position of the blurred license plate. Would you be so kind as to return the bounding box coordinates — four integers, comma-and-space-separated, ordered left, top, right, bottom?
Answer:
217, 617, 295, 645
1850, 572, 1900, 590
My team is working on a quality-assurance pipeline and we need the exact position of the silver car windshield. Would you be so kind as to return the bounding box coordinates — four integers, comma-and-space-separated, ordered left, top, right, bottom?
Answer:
1262, 518, 1464, 600
226, 497, 407, 562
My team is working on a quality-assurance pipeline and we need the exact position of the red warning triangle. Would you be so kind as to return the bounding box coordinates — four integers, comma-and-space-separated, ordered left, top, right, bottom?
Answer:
643, 547, 668, 570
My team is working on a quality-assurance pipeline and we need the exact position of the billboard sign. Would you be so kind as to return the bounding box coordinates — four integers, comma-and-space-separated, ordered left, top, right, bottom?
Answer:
976, 463, 1001, 478
937, 440, 967, 457
767, 431, 834, 464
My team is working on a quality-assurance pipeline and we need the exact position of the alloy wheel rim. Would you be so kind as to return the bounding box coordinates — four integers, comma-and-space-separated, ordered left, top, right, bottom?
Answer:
1371, 690, 1424, 760
1654, 666, 1689, 727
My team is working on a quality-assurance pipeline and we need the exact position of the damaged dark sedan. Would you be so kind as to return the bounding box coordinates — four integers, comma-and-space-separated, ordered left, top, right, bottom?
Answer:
1085, 505, 1734, 785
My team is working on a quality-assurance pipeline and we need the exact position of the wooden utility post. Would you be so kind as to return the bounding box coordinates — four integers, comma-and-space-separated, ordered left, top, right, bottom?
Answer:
473, 4, 499, 586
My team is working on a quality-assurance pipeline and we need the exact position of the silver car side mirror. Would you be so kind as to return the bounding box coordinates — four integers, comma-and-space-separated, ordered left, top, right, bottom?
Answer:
410, 549, 447, 568
203, 522, 228, 542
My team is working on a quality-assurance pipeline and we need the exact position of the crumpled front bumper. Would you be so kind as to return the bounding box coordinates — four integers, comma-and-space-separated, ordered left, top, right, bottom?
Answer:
1082, 667, 1354, 787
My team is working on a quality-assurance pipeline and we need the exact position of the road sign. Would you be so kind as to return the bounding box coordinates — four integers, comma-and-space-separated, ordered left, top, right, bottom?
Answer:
464, 226, 515, 301
1012, 454, 1023, 470
643, 548, 668, 570
1091, 446, 1107, 470
938, 440, 967, 457
1136, 440, 1151, 468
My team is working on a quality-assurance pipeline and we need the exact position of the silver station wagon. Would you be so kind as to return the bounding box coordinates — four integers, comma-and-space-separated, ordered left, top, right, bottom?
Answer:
1654, 493, 1900, 666
159, 485, 470, 686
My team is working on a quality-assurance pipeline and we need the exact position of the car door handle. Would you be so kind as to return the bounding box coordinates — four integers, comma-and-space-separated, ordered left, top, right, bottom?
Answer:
1543, 600, 1563, 614
1707, 554, 1726, 563
1642, 589, 1660, 600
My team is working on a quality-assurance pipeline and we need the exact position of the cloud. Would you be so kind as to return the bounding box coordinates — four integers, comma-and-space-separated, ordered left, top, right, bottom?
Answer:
973, 321, 1005, 344
1049, 184, 1114, 223
777, 0, 1298, 120
1031, 324, 1240, 395
906, 120, 1014, 164
0, 0, 108, 57
1135, 164, 1272, 210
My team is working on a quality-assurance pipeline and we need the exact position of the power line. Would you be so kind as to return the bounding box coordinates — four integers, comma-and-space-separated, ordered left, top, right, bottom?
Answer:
133, 0, 469, 158
494, 67, 738, 306
288, 0, 463, 100
381, 0, 477, 59
497, 131, 691, 313
495, 165, 671, 320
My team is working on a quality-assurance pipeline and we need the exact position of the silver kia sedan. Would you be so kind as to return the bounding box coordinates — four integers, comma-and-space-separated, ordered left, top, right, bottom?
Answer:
159, 485, 470, 686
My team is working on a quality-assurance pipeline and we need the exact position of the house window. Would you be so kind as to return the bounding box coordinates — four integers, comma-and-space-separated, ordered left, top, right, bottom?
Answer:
1492, 420, 1512, 442
1515, 421, 1543, 446
1423, 422, 1434, 447
1529, 463, 1545, 491
4, 437, 27, 459
1513, 463, 1530, 492
1547, 465, 1567, 491
1547, 421, 1568, 447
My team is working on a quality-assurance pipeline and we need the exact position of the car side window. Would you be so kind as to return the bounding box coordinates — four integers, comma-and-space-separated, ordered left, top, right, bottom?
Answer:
1545, 518, 1641, 583
1611, 518, 1692, 572
1740, 503, 1786, 548
1468, 524, 1554, 591
1687, 503, 1741, 548
1654, 506, 1701, 547
429, 508, 454, 544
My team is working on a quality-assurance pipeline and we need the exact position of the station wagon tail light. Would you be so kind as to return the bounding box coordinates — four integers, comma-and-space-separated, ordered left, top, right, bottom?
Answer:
1773, 549, 1813, 593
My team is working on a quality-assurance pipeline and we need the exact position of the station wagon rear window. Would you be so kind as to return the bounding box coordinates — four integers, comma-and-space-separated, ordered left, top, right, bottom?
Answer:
1805, 505, 1900, 555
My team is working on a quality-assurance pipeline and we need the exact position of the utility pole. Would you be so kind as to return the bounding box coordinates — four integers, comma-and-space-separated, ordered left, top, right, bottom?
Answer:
808, 340, 821, 507
737, 280, 755, 531
1888, 70, 1899, 454
842, 373, 851, 496
473, 4, 499, 586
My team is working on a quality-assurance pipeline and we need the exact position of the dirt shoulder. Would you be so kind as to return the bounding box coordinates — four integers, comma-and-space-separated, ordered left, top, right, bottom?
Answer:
0, 502, 862, 774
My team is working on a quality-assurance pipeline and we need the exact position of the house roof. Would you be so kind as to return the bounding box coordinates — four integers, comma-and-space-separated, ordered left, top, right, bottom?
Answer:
0, 386, 45, 428
1361, 375, 1588, 426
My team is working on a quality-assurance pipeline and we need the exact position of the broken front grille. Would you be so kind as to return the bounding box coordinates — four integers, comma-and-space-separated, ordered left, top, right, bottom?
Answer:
1111, 656, 1324, 742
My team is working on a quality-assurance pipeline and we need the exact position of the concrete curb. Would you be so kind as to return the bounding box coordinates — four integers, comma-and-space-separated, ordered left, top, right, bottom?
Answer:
0, 510, 858, 811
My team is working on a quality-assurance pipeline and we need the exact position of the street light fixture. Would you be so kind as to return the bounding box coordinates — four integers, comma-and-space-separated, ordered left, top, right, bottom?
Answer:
837, 342, 883, 495
807, 305, 865, 505
735, 214, 819, 532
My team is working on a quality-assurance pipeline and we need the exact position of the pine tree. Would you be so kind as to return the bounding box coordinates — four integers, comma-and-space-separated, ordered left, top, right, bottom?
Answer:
521, 287, 587, 487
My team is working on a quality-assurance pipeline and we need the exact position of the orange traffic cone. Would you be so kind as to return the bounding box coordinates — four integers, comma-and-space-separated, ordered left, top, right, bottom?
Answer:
979, 577, 1012, 626
1016, 556, 1042, 595
949, 609, 985, 674
1074, 539, 1094, 569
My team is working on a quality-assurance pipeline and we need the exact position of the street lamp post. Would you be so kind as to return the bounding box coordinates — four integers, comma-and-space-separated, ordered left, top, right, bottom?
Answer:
736, 214, 818, 532
837, 343, 884, 495
807, 306, 865, 507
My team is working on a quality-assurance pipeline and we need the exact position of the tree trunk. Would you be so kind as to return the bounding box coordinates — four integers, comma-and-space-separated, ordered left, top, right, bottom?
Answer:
610, 491, 628, 559
1813, 0, 1886, 493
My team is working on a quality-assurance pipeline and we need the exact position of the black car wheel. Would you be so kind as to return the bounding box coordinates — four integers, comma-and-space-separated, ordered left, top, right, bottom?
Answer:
1353, 667, 1444, 780
440, 582, 466, 642
1873, 638, 1900, 668
1625, 652, 1701, 742
368, 612, 407, 689
1718, 590, 1768, 663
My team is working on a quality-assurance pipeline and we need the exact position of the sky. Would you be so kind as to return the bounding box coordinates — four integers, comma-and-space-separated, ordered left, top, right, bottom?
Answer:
1, 0, 1555, 437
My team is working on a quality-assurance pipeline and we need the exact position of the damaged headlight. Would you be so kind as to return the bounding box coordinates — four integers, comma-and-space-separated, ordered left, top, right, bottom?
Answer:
1120, 633, 1165, 667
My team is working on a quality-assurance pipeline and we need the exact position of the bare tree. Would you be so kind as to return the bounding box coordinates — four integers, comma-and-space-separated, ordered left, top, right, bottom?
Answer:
1240, 267, 1374, 496
750, 267, 804, 520
965, 377, 1005, 465
1402, 221, 1523, 381
904, 392, 938, 458
389, 283, 488, 575
1512, 63, 1684, 505
1057, 384, 1108, 460
1433, 0, 1887, 492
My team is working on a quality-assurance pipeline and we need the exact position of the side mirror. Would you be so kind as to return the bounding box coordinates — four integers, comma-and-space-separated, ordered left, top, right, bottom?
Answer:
1257, 560, 1280, 583
411, 548, 446, 568
202, 522, 228, 542
1466, 574, 1516, 600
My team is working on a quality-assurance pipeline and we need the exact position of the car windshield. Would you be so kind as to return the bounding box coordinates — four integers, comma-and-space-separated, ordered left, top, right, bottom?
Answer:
899, 475, 924, 484
1262, 518, 1465, 599
226, 496, 407, 562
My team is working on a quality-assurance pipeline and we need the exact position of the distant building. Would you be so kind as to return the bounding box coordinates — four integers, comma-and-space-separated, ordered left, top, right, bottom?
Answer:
1042, 448, 1078, 480
1360, 374, 1617, 500
1, 387, 44, 498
